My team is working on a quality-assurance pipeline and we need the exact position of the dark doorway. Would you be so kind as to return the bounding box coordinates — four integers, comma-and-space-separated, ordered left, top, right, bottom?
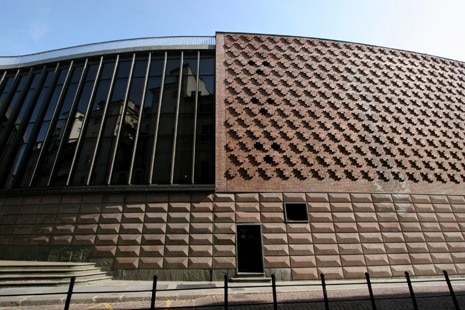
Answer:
236, 224, 264, 274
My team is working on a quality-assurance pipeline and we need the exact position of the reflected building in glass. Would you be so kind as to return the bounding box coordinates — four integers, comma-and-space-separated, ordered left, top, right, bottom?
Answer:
1, 33, 465, 281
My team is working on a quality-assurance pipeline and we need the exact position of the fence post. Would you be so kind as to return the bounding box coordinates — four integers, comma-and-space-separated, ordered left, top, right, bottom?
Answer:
151, 274, 158, 310
443, 270, 460, 310
224, 274, 229, 310
271, 274, 278, 310
321, 273, 329, 310
64, 276, 76, 310
405, 271, 418, 310
365, 272, 377, 310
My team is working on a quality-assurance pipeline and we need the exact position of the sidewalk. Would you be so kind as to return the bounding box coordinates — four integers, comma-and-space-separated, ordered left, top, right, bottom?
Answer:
0, 276, 464, 309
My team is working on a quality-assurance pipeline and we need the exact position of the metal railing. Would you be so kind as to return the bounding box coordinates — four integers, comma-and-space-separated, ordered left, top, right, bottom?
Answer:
0, 270, 463, 309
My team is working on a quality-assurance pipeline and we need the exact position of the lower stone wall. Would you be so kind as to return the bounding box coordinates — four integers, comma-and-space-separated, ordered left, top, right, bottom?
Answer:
0, 191, 464, 280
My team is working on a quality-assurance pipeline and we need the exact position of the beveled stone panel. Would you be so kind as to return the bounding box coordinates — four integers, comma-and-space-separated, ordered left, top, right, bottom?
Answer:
213, 202, 235, 212
409, 253, 433, 264
165, 245, 189, 257
309, 213, 332, 222
388, 254, 411, 265
96, 234, 118, 245
352, 202, 375, 212
144, 213, 167, 223
120, 223, 143, 234
214, 193, 235, 202
213, 223, 236, 234
317, 267, 343, 279
290, 256, 316, 268
311, 223, 335, 233
189, 257, 213, 269
379, 222, 401, 232
400, 222, 422, 231
382, 232, 404, 243
332, 212, 355, 222
334, 222, 358, 233
260, 202, 283, 212
314, 244, 339, 255
140, 245, 164, 257
124, 203, 145, 213
292, 268, 318, 280
190, 223, 213, 234
444, 232, 464, 242
264, 244, 289, 256
116, 245, 140, 257
191, 213, 213, 223
214, 212, 235, 223
265, 256, 290, 268
236, 212, 260, 222
235, 193, 259, 202
341, 255, 366, 266
289, 244, 314, 256
357, 222, 380, 232
283, 193, 306, 202
355, 213, 377, 222
259, 193, 283, 202
146, 203, 168, 212
365, 254, 389, 266
338, 244, 363, 255
288, 233, 312, 244
343, 267, 368, 278
286, 223, 310, 233
168, 203, 191, 212
141, 234, 165, 245
122, 213, 144, 223
73, 235, 96, 245
377, 213, 398, 222
367, 266, 392, 277
336, 233, 360, 243
236, 202, 259, 212
164, 257, 188, 269
165, 234, 189, 245
114, 257, 139, 269
190, 234, 213, 245
143, 223, 166, 234
312, 233, 336, 244
213, 257, 235, 268
413, 264, 436, 276
191, 202, 213, 212
260, 212, 284, 223
139, 257, 163, 269
93, 246, 117, 257
307, 202, 331, 212
167, 223, 190, 234
213, 245, 235, 257
385, 243, 407, 254
406, 242, 429, 253
167, 213, 190, 223
428, 241, 449, 253
431, 253, 453, 264
359, 233, 383, 243
118, 234, 142, 245
189, 245, 213, 257
214, 234, 236, 245
263, 233, 288, 244
362, 243, 386, 254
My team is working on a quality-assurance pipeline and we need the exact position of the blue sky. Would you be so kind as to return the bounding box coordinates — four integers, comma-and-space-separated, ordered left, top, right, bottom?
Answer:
1, 0, 464, 61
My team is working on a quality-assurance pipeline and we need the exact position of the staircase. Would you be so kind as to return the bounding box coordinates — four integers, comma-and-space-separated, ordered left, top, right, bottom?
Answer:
0, 260, 111, 286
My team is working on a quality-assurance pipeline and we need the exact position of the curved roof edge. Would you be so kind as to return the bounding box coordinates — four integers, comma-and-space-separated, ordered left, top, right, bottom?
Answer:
0, 36, 216, 69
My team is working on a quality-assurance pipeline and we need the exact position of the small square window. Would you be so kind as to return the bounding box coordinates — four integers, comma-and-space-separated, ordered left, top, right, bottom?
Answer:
284, 203, 309, 222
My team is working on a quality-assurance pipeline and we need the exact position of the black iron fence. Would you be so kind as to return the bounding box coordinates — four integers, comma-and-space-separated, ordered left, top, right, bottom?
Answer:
0, 270, 463, 310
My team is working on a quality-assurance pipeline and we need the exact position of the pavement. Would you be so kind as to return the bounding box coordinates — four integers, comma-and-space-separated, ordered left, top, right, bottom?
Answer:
0, 276, 465, 309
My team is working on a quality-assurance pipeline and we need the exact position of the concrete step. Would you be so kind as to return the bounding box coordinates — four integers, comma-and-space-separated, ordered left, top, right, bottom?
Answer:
0, 260, 111, 287
230, 273, 271, 282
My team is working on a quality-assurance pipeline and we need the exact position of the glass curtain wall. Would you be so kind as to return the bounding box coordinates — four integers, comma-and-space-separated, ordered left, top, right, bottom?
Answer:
0, 49, 215, 189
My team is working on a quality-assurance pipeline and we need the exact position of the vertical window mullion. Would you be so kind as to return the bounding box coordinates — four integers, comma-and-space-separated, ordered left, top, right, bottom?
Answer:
148, 52, 167, 184
191, 51, 201, 184
0, 69, 21, 122
107, 54, 136, 185
29, 61, 74, 187
47, 59, 89, 186
66, 57, 104, 186
128, 53, 151, 184
170, 52, 184, 184
0, 71, 6, 92
86, 55, 120, 185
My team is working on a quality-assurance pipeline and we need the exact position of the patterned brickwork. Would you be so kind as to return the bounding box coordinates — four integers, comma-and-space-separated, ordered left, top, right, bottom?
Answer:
217, 33, 465, 193
2, 191, 465, 280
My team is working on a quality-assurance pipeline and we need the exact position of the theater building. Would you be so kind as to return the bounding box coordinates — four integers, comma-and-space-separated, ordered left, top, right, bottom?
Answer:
0, 32, 465, 280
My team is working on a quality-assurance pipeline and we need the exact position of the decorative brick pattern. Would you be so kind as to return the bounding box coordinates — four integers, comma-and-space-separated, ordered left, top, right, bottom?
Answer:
217, 33, 465, 194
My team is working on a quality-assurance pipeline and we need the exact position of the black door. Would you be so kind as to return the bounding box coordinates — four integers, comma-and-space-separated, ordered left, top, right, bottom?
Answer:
237, 224, 264, 273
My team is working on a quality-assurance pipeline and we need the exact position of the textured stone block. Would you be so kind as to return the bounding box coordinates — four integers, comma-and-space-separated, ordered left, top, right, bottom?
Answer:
332, 212, 355, 222
310, 213, 332, 222
314, 244, 339, 255
367, 266, 392, 277
168, 203, 190, 213
424, 232, 445, 242
317, 267, 343, 279
122, 213, 144, 223
306, 193, 329, 202
139, 257, 163, 269
451, 204, 465, 213
431, 253, 453, 264
190, 213, 213, 223
235, 193, 259, 202
292, 268, 318, 280
382, 232, 404, 243
385, 243, 407, 254
260, 202, 284, 212
214, 212, 236, 223
343, 267, 368, 278
328, 193, 351, 203
374, 202, 395, 212
259, 193, 283, 202
166, 234, 189, 245
388, 254, 411, 265
288, 233, 312, 244
73, 234, 96, 245
262, 223, 286, 233
96, 234, 118, 245
213, 245, 235, 257
355, 213, 377, 222
167, 223, 189, 234
140, 245, 164, 257
341, 255, 365, 266
213, 257, 235, 268
440, 222, 460, 231
421, 222, 441, 232
146, 203, 168, 212
338, 244, 363, 255
287, 223, 310, 233
236, 212, 260, 222
167, 212, 190, 223
311, 222, 335, 232
235, 202, 260, 212
360, 233, 383, 243
124, 203, 145, 213
448, 196, 465, 204
118, 234, 142, 245
213, 223, 236, 234
261, 212, 285, 223
265, 256, 290, 268
214, 234, 235, 245
191, 202, 213, 212
444, 232, 464, 242
264, 244, 289, 256
190, 234, 213, 245
390, 265, 414, 277
312, 233, 336, 244
189, 257, 212, 269
336, 233, 360, 243
263, 233, 288, 244
144, 213, 167, 223
308, 202, 331, 212
214, 193, 235, 202
143, 223, 166, 234
410, 253, 433, 264
451, 252, 465, 263
411, 195, 431, 204
114, 257, 139, 269
331, 203, 353, 212
434, 264, 457, 274
51, 235, 73, 245
352, 202, 375, 212
141, 234, 165, 245
120, 223, 143, 234
357, 222, 380, 232
413, 264, 436, 276
190, 223, 213, 234
351, 194, 372, 203
334, 222, 358, 233
93, 246, 116, 257
400, 222, 422, 231
117, 245, 140, 257
433, 204, 452, 212
164, 257, 188, 269
165, 245, 189, 257
362, 243, 386, 254
414, 204, 434, 212
379, 222, 401, 232
397, 213, 418, 222
283, 193, 306, 202
407, 242, 428, 253
289, 244, 314, 256
54, 225, 75, 234
291, 256, 316, 267
365, 254, 389, 266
